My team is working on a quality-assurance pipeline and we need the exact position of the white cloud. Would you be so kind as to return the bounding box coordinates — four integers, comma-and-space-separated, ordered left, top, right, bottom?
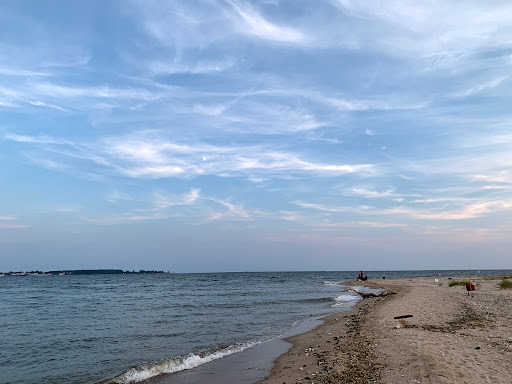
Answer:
7, 132, 374, 180
31, 82, 161, 100
331, 0, 512, 71
0, 78, 164, 113
292, 201, 372, 214
452, 76, 507, 97
203, 198, 252, 222
347, 187, 397, 199
379, 199, 512, 220
153, 188, 201, 210
149, 59, 235, 75
0, 223, 31, 229
121, 165, 186, 178
27, 100, 66, 111
106, 191, 133, 204
317, 220, 406, 229
0, 215, 30, 229
324, 97, 371, 111
227, 1, 306, 43
0, 67, 48, 77
296, 197, 512, 221
4, 133, 71, 145
411, 197, 477, 204
84, 213, 170, 225
193, 104, 228, 116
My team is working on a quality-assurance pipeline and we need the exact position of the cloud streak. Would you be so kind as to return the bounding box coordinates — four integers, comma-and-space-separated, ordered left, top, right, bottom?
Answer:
5, 132, 375, 180
227, 1, 306, 43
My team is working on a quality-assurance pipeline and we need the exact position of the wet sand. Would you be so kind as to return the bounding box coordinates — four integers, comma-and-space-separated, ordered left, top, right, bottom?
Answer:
146, 318, 326, 384
257, 276, 512, 384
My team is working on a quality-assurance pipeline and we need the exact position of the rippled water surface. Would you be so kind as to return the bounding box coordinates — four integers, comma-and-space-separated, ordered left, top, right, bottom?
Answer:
1, 270, 509, 384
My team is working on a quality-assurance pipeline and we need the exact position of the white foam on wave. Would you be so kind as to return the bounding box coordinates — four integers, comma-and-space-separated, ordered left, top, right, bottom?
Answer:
107, 343, 256, 383
349, 286, 382, 295
323, 281, 341, 286
331, 294, 358, 307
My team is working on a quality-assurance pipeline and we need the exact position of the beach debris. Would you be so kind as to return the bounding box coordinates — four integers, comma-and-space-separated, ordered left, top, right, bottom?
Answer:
394, 314, 413, 320
342, 288, 396, 299
394, 320, 407, 329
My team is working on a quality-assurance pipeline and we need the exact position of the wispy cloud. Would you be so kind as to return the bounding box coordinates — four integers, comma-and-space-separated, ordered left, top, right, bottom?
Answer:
0, 79, 164, 113
227, 1, 306, 43
84, 213, 171, 225
316, 220, 406, 229
148, 59, 236, 75
331, 0, 512, 72
204, 198, 252, 222
452, 76, 507, 97
6, 131, 375, 179
292, 201, 372, 214
0, 66, 49, 77
0, 223, 31, 229
295, 197, 512, 221
193, 103, 228, 116
106, 191, 133, 204
153, 188, 201, 210
87, 189, 256, 225
346, 187, 399, 199
0, 215, 31, 229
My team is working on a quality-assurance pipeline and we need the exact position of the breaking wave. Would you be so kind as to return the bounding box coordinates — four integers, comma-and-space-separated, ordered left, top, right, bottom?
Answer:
101, 343, 256, 384
323, 281, 341, 286
296, 294, 359, 307
331, 294, 358, 307
297, 297, 338, 303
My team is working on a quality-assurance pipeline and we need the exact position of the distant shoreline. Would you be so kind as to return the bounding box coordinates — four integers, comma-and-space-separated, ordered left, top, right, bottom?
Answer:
0, 269, 169, 276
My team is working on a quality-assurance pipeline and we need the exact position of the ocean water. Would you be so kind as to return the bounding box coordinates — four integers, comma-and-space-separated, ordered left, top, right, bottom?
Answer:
1, 270, 509, 384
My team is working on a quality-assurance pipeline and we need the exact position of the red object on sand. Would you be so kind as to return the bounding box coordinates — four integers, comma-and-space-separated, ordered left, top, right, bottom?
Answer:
466, 283, 476, 291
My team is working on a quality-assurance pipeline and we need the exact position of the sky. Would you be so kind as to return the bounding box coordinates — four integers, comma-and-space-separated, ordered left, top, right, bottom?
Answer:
1, 0, 512, 272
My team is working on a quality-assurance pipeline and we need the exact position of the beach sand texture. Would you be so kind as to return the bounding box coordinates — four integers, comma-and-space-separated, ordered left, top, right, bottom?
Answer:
257, 276, 512, 384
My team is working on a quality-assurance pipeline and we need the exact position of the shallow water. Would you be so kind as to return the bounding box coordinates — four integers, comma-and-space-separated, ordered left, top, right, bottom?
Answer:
1, 269, 509, 384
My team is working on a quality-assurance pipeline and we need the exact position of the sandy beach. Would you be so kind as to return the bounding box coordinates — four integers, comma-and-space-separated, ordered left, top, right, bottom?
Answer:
257, 276, 512, 384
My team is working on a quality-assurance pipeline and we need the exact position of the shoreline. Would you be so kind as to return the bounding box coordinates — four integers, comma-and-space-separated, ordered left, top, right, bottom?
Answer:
255, 285, 386, 384
257, 275, 512, 383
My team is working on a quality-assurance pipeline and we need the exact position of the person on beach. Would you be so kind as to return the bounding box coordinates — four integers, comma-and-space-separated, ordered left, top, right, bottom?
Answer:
466, 277, 476, 294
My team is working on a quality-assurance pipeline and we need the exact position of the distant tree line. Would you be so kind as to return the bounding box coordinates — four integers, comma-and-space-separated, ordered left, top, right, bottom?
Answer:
1, 269, 167, 276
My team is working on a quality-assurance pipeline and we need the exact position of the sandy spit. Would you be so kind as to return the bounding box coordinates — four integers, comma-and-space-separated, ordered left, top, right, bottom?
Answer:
256, 276, 512, 384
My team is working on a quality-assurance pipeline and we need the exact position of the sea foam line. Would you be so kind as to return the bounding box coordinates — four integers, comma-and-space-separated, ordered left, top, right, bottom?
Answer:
103, 342, 257, 384
331, 294, 358, 307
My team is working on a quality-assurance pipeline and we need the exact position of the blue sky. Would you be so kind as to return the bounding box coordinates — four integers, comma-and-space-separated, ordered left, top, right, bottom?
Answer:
1, 0, 512, 272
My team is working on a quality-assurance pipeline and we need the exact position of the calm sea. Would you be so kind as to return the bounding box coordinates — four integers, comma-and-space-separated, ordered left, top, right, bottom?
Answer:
1, 270, 509, 384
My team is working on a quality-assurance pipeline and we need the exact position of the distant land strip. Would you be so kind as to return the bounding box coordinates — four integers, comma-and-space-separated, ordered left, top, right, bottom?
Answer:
0, 269, 169, 276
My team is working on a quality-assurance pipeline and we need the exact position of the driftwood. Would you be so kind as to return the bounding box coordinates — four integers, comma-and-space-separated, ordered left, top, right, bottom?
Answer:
342, 288, 397, 299
394, 314, 413, 320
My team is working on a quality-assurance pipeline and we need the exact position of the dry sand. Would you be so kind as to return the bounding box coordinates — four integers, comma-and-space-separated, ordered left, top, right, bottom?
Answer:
257, 276, 512, 384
